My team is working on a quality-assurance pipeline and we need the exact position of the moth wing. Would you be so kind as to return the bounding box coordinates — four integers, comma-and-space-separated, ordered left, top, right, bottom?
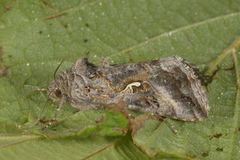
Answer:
148, 56, 209, 121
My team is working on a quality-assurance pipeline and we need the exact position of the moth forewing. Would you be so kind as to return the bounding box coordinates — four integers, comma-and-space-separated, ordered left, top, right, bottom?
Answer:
48, 56, 209, 121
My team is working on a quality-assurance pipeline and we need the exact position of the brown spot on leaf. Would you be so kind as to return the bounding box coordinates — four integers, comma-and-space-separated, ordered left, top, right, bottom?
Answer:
4, 5, 12, 11
0, 66, 9, 77
202, 152, 209, 157
216, 147, 223, 152
85, 51, 90, 57
63, 24, 69, 28
41, 0, 53, 8
85, 23, 90, 27
208, 133, 223, 140
33, 117, 58, 130
0, 46, 9, 77
0, 46, 3, 59
95, 115, 104, 123
128, 58, 134, 63
39, 118, 57, 124
223, 65, 235, 71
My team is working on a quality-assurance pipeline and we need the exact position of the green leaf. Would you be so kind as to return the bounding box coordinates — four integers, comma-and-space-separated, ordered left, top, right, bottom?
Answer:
32, 109, 129, 138
0, 0, 240, 159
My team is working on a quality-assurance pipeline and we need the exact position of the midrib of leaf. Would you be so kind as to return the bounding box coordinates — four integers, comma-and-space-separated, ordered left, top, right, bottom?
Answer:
80, 142, 116, 160
106, 11, 240, 60
0, 134, 124, 160
0, 135, 40, 148
203, 39, 240, 159
229, 51, 240, 159
206, 38, 240, 75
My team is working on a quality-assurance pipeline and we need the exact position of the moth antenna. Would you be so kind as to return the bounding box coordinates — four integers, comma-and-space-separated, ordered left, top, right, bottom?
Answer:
23, 91, 53, 129
36, 59, 65, 127
38, 59, 66, 126
22, 60, 66, 129
37, 90, 54, 121
26, 88, 47, 98
54, 59, 64, 81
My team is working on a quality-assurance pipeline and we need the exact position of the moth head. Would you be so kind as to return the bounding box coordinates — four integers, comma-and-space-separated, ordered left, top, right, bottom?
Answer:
48, 82, 62, 101
47, 73, 68, 101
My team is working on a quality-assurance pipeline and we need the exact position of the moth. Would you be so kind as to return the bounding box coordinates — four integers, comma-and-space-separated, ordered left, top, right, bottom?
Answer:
48, 56, 209, 121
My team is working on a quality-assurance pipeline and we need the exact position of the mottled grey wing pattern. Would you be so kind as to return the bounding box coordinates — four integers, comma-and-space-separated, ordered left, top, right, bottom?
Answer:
48, 56, 209, 121
128, 56, 208, 121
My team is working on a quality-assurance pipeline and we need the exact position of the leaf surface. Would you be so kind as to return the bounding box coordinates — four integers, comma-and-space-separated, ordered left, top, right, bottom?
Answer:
0, 0, 240, 159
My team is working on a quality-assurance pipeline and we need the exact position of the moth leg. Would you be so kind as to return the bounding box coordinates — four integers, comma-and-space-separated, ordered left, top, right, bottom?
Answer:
54, 97, 65, 119
26, 88, 48, 98
35, 88, 48, 92
57, 98, 65, 111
